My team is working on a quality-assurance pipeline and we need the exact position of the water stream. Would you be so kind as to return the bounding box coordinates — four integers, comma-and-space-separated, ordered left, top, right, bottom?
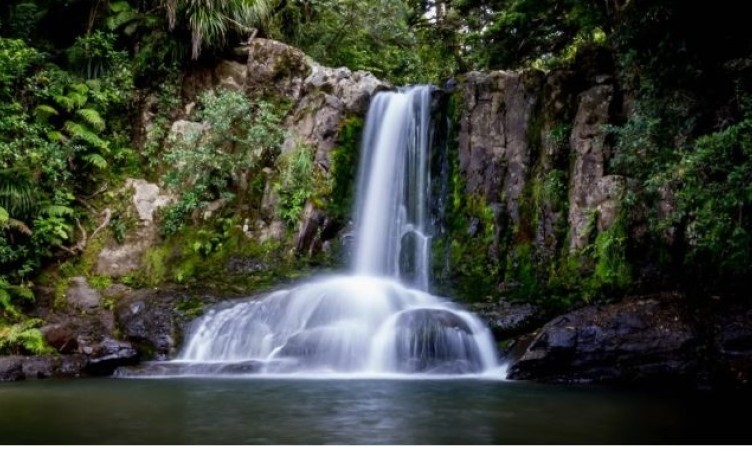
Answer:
138, 86, 500, 377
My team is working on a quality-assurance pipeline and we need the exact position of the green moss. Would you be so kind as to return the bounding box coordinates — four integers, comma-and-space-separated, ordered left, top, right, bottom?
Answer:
433, 90, 502, 302
141, 245, 171, 286
53, 277, 70, 310
175, 296, 206, 319
326, 115, 364, 221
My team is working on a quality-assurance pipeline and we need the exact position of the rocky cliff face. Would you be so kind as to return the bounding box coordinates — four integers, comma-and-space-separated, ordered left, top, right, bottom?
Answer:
438, 56, 631, 305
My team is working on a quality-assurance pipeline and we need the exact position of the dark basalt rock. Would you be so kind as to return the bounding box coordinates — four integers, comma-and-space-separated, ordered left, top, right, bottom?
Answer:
41, 323, 78, 354
472, 301, 547, 341
21, 356, 59, 379
115, 290, 182, 360
84, 338, 139, 376
0, 357, 25, 381
507, 294, 701, 385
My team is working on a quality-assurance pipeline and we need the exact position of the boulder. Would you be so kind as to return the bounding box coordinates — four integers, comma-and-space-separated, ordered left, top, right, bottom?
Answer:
115, 290, 180, 360
393, 308, 482, 374
40, 323, 78, 353
711, 301, 752, 388
244, 38, 311, 100
95, 179, 173, 277
507, 294, 701, 385
472, 301, 546, 341
84, 338, 139, 376
0, 356, 25, 381
57, 355, 87, 377
21, 356, 59, 379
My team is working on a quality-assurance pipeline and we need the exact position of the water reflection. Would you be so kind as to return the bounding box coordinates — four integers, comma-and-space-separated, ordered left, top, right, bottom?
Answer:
0, 378, 750, 444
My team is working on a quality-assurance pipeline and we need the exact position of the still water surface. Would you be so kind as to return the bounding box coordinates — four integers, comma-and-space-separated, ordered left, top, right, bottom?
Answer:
0, 377, 748, 444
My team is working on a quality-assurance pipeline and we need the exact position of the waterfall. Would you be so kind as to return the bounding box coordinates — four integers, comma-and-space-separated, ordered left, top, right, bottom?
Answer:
132, 86, 500, 377
354, 87, 432, 289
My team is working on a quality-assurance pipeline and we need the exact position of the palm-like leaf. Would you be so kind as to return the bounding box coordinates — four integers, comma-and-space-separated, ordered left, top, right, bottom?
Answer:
161, 0, 274, 59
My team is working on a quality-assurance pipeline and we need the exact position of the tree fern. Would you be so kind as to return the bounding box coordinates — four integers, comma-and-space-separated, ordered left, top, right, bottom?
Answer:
162, 0, 275, 59
77, 108, 106, 131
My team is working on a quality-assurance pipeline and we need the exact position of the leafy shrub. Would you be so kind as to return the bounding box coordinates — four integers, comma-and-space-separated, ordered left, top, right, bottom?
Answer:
160, 89, 286, 235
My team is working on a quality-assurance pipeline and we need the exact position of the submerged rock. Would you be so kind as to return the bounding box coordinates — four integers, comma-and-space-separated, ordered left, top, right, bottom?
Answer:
394, 308, 482, 374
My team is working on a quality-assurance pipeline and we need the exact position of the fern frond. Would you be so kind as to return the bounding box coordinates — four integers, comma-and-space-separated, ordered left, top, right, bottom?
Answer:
0, 319, 50, 355
83, 153, 108, 169
68, 92, 87, 108
34, 104, 59, 123
42, 204, 74, 217
0, 206, 7, 224
77, 108, 106, 131
64, 121, 108, 149
0, 289, 19, 319
71, 83, 89, 96
47, 130, 67, 143
7, 285, 34, 303
53, 94, 75, 111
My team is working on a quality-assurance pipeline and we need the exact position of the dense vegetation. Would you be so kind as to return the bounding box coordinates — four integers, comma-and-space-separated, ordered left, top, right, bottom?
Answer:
0, 0, 750, 351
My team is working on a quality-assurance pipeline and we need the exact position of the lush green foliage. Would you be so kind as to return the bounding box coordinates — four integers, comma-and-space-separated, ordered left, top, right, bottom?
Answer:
0, 30, 133, 318
269, 0, 456, 84
0, 318, 52, 355
160, 89, 286, 235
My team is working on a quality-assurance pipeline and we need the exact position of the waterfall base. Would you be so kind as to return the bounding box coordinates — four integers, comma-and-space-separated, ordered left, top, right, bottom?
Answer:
145, 276, 499, 377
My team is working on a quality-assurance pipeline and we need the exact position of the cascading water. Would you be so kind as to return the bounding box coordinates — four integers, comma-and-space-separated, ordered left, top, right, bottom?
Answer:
139, 86, 500, 377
